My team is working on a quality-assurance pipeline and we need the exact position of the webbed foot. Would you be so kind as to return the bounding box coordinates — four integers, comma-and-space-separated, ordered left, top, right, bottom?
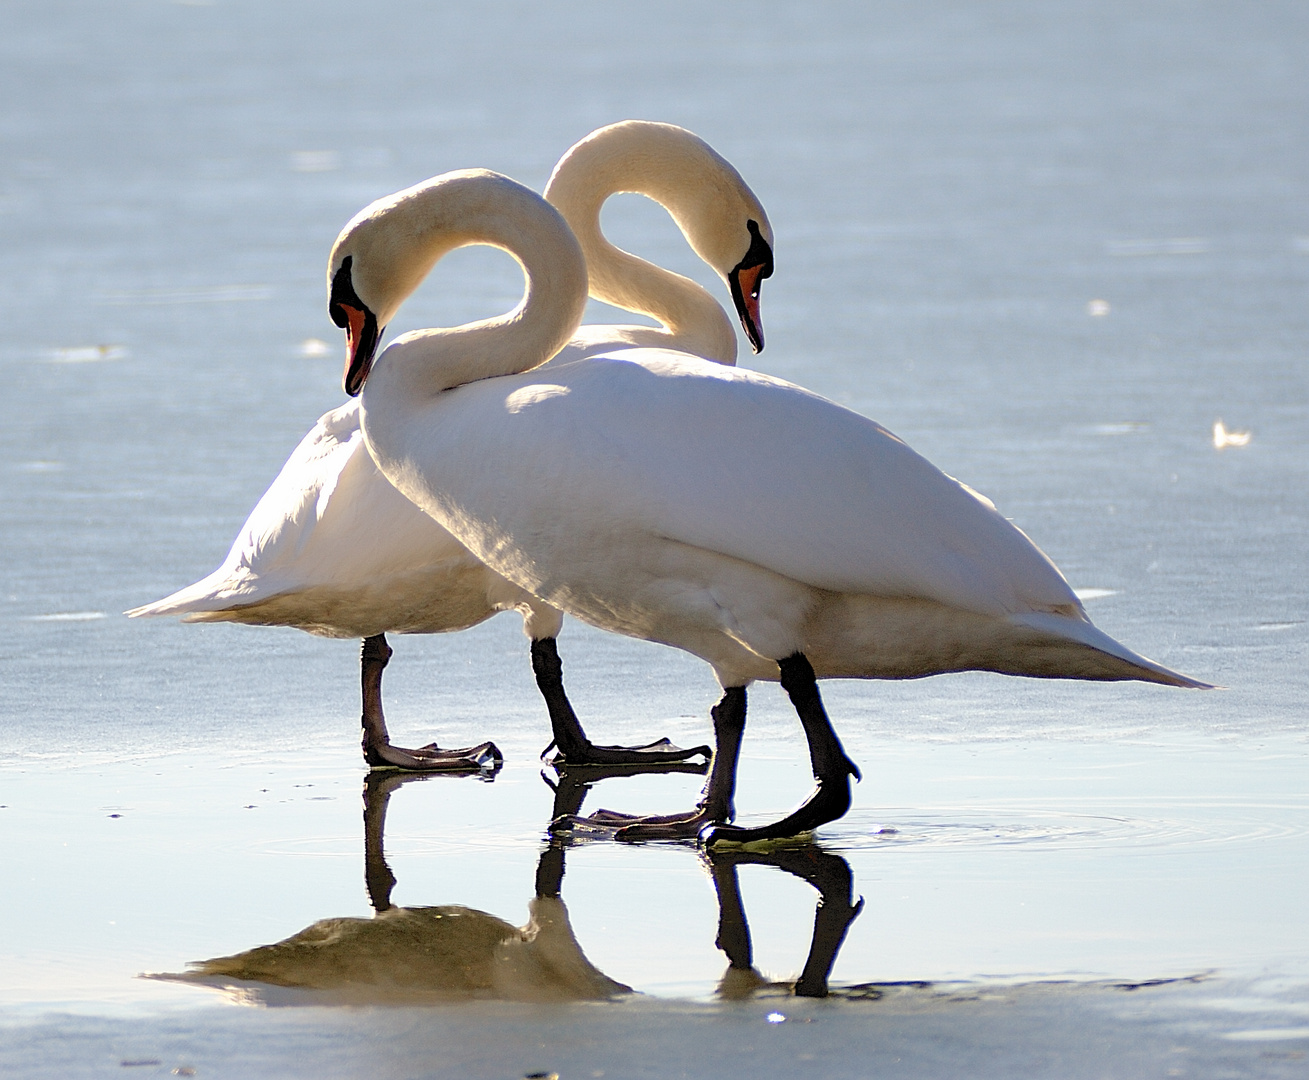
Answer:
543, 736, 712, 768
701, 766, 856, 848
364, 738, 503, 774
550, 685, 748, 842
359, 633, 503, 774
552, 803, 722, 842
532, 637, 711, 767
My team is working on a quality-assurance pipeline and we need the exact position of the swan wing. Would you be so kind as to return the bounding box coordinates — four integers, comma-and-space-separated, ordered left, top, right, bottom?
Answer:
414, 348, 1080, 620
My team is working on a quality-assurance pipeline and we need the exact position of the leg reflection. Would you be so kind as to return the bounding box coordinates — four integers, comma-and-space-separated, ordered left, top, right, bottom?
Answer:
707, 845, 863, 999
361, 770, 430, 912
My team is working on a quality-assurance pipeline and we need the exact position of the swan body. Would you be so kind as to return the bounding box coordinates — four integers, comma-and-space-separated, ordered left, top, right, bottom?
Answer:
340, 166, 1206, 839
132, 120, 769, 640
365, 345, 1201, 691
130, 121, 774, 769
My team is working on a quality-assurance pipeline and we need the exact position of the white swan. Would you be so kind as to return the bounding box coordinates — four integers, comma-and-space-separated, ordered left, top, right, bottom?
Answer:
129, 121, 774, 771
340, 169, 1210, 843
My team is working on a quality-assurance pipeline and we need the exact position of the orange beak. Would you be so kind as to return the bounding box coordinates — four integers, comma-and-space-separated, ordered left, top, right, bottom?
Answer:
340, 304, 380, 397
329, 256, 380, 397
728, 220, 773, 355
733, 263, 768, 354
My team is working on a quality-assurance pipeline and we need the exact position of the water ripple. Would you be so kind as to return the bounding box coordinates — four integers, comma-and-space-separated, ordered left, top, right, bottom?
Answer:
826, 802, 1309, 852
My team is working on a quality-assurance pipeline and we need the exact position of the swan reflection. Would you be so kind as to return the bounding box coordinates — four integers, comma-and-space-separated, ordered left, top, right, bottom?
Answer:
160, 768, 860, 1005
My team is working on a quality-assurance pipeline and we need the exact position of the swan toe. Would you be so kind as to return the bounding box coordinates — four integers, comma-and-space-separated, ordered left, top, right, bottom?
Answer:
365, 740, 503, 774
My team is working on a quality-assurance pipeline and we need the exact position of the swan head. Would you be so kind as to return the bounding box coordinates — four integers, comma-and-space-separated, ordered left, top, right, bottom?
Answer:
328, 254, 383, 396
545, 120, 775, 353
661, 158, 774, 353
328, 174, 472, 396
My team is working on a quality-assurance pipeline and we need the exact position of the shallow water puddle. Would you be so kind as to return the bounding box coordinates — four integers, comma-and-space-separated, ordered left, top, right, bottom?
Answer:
2, 730, 1305, 1011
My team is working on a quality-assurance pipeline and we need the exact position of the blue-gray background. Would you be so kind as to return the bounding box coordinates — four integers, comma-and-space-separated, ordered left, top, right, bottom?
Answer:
2, 2, 1306, 1076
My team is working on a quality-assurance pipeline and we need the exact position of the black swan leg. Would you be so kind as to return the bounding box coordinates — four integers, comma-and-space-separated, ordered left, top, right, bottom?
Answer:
555, 685, 747, 841
532, 637, 711, 766
360, 633, 503, 773
702, 652, 859, 846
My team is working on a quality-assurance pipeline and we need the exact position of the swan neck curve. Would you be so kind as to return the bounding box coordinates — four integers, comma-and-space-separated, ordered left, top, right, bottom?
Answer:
546, 122, 743, 365
354, 171, 588, 402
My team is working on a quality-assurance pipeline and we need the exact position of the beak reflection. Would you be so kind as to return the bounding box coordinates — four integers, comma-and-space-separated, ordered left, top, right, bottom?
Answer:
157, 766, 860, 1005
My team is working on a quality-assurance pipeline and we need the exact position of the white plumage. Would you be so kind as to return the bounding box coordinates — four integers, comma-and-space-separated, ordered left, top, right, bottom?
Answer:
338, 167, 1206, 840
368, 345, 1203, 691
131, 122, 776, 771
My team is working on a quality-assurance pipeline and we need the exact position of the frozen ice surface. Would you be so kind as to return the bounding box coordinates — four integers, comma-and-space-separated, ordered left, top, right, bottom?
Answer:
4, 976, 1309, 1080
2, 0, 1307, 1075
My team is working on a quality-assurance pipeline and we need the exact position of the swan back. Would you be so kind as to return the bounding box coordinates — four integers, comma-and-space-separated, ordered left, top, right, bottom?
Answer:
412, 348, 1082, 621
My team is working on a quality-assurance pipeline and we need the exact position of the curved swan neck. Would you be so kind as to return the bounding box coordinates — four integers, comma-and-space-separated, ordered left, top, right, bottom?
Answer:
546, 122, 750, 365
344, 170, 588, 401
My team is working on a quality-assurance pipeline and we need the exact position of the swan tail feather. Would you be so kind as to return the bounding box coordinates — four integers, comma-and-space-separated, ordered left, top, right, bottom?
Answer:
125, 570, 265, 620
1008, 612, 1214, 689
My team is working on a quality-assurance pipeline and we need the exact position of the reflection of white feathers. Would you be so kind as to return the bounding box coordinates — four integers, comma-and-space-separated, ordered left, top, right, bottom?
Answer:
162, 899, 629, 1006
1213, 420, 1251, 449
